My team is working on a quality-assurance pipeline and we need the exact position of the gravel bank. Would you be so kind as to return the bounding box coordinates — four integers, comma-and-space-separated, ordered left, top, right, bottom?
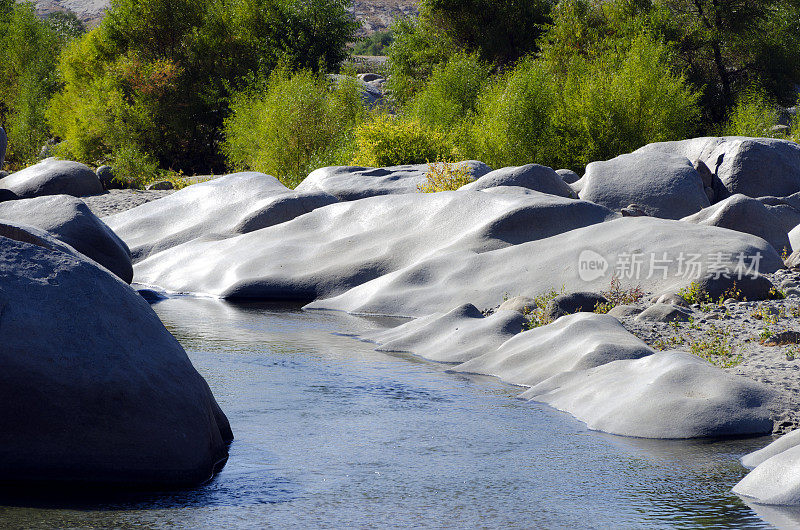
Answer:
83, 189, 174, 217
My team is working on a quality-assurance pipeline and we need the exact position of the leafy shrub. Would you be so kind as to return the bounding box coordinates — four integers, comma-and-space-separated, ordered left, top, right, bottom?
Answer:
417, 161, 474, 192
466, 58, 557, 169
0, 2, 75, 166
351, 115, 453, 167
353, 30, 394, 56
409, 53, 490, 138
222, 69, 366, 187
722, 88, 781, 137
550, 34, 701, 169
47, 0, 358, 175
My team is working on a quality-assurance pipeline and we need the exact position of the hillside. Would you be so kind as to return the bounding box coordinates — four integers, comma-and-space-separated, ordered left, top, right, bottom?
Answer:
32, 0, 418, 33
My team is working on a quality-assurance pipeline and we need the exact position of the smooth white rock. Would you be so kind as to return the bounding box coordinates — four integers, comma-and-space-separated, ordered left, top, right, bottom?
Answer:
637, 137, 800, 199
459, 164, 577, 198
133, 190, 615, 299
455, 313, 653, 387
295, 161, 491, 201
734, 444, 800, 505
521, 350, 775, 438
365, 303, 527, 363
0, 194, 133, 282
104, 172, 338, 261
308, 217, 783, 317
576, 151, 709, 219
0, 158, 102, 198
741, 429, 800, 469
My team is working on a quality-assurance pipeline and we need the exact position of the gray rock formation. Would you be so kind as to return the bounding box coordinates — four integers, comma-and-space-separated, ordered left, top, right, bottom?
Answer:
522, 350, 775, 438
0, 222, 231, 487
734, 442, 800, 505
637, 137, 800, 199
295, 161, 491, 201
635, 303, 691, 323
133, 190, 616, 301
456, 313, 654, 388
365, 303, 526, 363
556, 168, 581, 184
460, 164, 577, 198
0, 158, 102, 198
308, 217, 783, 317
544, 292, 609, 320
0, 195, 133, 282
105, 172, 338, 262
741, 428, 800, 469
683, 194, 798, 254
576, 151, 709, 219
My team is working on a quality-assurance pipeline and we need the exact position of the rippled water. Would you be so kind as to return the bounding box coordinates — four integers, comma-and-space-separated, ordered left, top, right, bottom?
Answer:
2, 297, 799, 528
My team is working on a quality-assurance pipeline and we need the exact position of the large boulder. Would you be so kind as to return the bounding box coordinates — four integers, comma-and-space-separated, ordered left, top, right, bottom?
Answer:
0, 158, 102, 199
0, 223, 232, 487
683, 194, 797, 254
459, 164, 577, 198
295, 161, 492, 201
364, 303, 527, 363
308, 217, 783, 317
576, 151, 709, 219
521, 350, 775, 438
133, 191, 616, 302
636, 137, 800, 199
456, 313, 654, 388
105, 172, 338, 262
0, 195, 133, 282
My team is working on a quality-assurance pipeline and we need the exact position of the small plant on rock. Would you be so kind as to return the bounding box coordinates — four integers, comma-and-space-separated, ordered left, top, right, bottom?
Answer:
523, 287, 566, 330
594, 275, 643, 313
417, 161, 475, 192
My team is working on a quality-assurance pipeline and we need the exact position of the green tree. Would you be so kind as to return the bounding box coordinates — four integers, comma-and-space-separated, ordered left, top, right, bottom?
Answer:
48, 0, 358, 174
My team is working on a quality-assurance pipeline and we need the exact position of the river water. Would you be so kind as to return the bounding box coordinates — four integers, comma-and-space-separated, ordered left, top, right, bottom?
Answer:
1, 297, 798, 528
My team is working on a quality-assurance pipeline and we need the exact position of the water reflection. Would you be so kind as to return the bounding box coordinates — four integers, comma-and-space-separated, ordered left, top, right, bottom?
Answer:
0, 297, 782, 528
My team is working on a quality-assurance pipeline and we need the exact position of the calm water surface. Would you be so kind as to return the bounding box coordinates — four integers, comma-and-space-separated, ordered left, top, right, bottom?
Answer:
1, 297, 799, 529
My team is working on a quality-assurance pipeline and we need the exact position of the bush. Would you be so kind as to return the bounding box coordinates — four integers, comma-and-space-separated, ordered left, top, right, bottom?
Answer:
466, 58, 557, 169
47, 0, 358, 175
722, 88, 782, 138
465, 32, 700, 171
351, 115, 453, 167
550, 34, 701, 169
222, 69, 366, 187
0, 2, 75, 166
409, 53, 490, 138
352, 30, 394, 56
417, 161, 474, 192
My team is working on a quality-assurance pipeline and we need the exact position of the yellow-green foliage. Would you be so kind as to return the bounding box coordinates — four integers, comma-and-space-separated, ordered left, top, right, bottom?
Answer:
417, 161, 474, 192
722, 88, 782, 138
222, 69, 366, 188
350, 115, 453, 167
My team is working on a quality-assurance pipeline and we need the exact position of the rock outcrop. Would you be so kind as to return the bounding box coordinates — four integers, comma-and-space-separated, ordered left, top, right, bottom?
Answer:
0, 222, 232, 487
0, 158, 102, 199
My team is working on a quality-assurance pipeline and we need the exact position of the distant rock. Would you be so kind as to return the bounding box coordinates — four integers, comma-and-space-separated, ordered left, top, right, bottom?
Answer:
556, 168, 581, 184
544, 292, 609, 320
0, 158, 102, 198
695, 273, 779, 302
365, 303, 526, 363
0, 195, 133, 282
0, 222, 231, 487
576, 151, 709, 219
607, 305, 643, 318
637, 137, 800, 199
96, 165, 116, 189
146, 180, 174, 190
635, 303, 691, 323
296, 161, 491, 201
460, 164, 577, 198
